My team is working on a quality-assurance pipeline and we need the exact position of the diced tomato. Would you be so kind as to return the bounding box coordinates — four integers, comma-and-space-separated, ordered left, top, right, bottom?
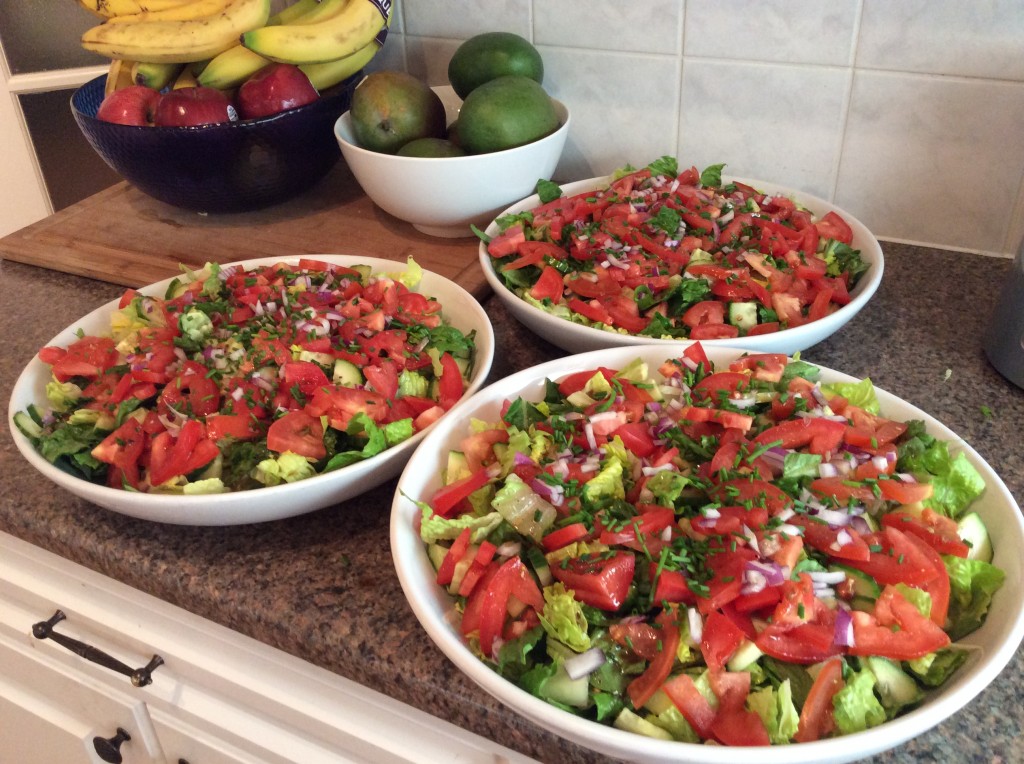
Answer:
436, 528, 472, 587
541, 522, 591, 552
880, 508, 969, 558
701, 610, 745, 671
549, 551, 636, 611
755, 416, 846, 456
429, 467, 492, 518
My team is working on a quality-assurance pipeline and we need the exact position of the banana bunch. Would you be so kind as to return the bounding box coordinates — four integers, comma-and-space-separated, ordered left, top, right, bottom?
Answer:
79, 0, 388, 97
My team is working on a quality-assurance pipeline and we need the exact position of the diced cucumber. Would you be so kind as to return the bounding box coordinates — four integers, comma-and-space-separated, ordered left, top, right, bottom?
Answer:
544, 664, 591, 709
445, 451, 471, 483
726, 638, 763, 671
26, 403, 46, 426
957, 512, 993, 563
12, 411, 43, 440
297, 349, 334, 366
831, 563, 881, 602
728, 301, 758, 330
526, 545, 552, 587
613, 708, 674, 741
864, 656, 924, 711
426, 543, 447, 573
643, 688, 675, 716
332, 358, 363, 387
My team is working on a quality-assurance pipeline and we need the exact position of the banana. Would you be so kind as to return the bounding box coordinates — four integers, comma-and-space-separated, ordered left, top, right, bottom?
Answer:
283, 0, 353, 26
198, 44, 269, 90
80, 0, 271, 64
131, 60, 184, 89
172, 67, 199, 89
78, 0, 193, 18
241, 0, 389, 65
104, 58, 137, 97
105, 0, 243, 24
268, 0, 322, 25
300, 40, 379, 91
199, 0, 354, 90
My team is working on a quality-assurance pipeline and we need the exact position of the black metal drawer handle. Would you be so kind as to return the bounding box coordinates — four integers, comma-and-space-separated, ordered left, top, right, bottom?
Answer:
32, 609, 163, 687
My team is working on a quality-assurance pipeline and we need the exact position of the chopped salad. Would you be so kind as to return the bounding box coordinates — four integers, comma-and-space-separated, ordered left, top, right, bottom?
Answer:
483, 156, 870, 340
14, 257, 477, 495
411, 345, 1002, 746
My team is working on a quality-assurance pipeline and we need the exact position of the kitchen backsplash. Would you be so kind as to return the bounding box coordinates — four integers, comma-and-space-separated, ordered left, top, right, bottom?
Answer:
372, 0, 1024, 258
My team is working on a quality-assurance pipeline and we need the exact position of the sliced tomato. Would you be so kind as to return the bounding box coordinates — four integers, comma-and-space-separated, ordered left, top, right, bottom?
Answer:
849, 586, 951, 660
794, 656, 843, 743
437, 352, 465, 410
436, 527, 472, 587
815, 211, 853, 245
541, 522, 591, 552
662, 674, 715, 740
528, 265, 565, 302
880, 508, 969, 558
625, 608, 681, 709
266, 410, 326, 460
755, 417, 846, 456
841, 526, 939, 586
548, 550, 636, 611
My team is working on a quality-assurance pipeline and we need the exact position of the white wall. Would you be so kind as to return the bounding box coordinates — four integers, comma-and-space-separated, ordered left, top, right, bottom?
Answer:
380, 0, 1024, 257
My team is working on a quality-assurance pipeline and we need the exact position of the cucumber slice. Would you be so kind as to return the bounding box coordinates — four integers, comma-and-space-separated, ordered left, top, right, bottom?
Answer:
728, 301, 758, 330
12, 411, 43, 440
957, 512, 993, 563
864, 655, 924, 710
445, 451, 471, 483
332, 358, 363, 387
726, 638, 763, 671
831, 563, 881, 602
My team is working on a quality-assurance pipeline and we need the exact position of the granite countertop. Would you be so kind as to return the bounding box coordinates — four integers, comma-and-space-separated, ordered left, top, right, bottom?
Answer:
1, 243, 1022, 762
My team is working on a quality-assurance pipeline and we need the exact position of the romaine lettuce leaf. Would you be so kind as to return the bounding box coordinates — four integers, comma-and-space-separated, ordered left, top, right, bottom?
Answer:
943, 555, 1006, 640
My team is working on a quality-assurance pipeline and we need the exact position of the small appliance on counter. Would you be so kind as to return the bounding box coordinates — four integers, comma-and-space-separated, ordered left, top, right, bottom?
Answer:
985, 237, 1024, 389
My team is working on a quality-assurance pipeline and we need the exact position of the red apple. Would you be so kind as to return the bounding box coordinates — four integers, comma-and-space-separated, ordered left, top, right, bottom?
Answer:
153, 87, 236, 127
236, 63, 319, 120
96, 85, 160, 126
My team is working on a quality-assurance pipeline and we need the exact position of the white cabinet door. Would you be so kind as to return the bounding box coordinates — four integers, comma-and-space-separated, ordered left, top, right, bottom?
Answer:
0, 621, 161, 764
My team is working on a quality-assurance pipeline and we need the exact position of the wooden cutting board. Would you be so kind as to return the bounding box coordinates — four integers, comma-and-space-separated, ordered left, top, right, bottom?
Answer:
0, 163, 490, 300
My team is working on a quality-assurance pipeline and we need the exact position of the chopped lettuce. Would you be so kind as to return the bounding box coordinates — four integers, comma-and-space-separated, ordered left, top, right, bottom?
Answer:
831, 668, 887, 735
419, 506, 503, 545
897, 424, 986, 518
45, 379, 83, 412
822, 377, 879, 414
539, 583, 591, 652
748, 679, 799, 744
582, 456, 625, 502
252, 451, 315, 486
943, 555, 1006, 640
906, 647, 970, 687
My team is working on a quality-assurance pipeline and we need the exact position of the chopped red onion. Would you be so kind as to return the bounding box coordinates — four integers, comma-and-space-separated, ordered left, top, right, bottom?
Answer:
745, 559, 786, 586
564, 647, 606, 681
835, 528, 853, 547
834, 607, 855, 647
871, 455, 890, 471
495, 540, 522, 558
896, 472, 918, 483
808, 570, 847, 586
849, 515, 872, 535
811, 507, 853, 528
584, 423, 597, 450
818, 462, 840, 479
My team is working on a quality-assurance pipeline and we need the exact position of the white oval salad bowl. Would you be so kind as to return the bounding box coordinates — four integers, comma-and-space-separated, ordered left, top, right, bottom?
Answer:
8, 255, 494, 526
479, 173, 884, 355
390, 343, 1024, 764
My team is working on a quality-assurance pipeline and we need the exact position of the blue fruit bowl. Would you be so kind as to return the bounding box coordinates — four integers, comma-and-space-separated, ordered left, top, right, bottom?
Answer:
71, 72, 361, 213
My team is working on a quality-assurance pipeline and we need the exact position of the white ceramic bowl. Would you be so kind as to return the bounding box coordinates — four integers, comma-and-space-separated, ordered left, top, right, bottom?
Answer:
391, 344, 1024, 764
8, 255, 494, 526
480, 176, 884, 355
335, 85, 570, 238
